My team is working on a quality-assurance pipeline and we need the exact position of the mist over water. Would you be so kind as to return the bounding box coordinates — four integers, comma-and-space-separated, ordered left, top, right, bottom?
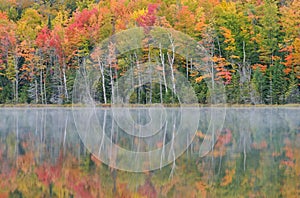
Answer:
0, 107, 299, 196
0, 107, 299, 163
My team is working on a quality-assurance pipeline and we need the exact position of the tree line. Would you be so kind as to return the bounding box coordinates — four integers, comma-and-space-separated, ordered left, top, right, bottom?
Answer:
0, 0, 299, 105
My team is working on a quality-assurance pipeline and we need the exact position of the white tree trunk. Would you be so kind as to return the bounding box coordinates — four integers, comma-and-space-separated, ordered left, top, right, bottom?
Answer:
167, 34, 176, 98
98, 58, 107, 104
40, 69, 44, 104
159, 43, 168, 93
62, 58, 68, 102
14, 56, 19, 103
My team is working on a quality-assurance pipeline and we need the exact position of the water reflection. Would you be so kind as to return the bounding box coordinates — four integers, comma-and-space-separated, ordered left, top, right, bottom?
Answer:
0, 107, 299, 197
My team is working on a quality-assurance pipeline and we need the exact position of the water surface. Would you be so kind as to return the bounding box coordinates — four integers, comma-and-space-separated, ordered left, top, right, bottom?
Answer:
0, 107, 299, 197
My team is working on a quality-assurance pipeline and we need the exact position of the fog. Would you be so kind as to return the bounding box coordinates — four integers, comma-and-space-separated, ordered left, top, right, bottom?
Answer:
0, 107, 298, 172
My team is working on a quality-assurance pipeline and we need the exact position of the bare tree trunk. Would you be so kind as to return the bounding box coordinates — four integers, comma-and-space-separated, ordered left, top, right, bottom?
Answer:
243, 41, 246, 67
186, 56, 189, 80
98, 58, 107, 104
14, 56, 19, 103
35, 79, 38, 104
159, 78, 163, 104
15, 80, 18, 103
114, 65, 119, 102
149, 45, 152, 104
109, 60, 114, 102
134, 52, 142, 103
211, 54, 215, 92
40, 69, 44, 104
159, 44, 168, 93
44, 71, 47, 104
62, 60, 68, 102
167, 34, 176, 104
270, 74, 273, 104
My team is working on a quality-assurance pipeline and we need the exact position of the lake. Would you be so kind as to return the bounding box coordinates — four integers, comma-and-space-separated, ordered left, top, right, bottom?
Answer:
0, 107, 299, 197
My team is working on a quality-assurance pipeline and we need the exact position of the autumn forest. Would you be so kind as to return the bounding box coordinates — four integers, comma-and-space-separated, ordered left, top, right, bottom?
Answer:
0, 0, 299, 105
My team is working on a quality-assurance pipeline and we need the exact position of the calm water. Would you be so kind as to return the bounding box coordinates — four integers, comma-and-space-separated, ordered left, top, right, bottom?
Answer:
0, 107, 299, 197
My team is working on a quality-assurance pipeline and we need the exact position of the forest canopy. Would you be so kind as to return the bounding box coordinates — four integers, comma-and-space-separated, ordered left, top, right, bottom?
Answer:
0, 0, 299, 105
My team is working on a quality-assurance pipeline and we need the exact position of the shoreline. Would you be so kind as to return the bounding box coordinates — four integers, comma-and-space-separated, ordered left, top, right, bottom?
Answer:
0, 103, 299, 108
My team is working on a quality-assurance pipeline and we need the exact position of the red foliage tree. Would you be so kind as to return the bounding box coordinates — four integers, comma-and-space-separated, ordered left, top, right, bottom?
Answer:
137, 4, 158, 27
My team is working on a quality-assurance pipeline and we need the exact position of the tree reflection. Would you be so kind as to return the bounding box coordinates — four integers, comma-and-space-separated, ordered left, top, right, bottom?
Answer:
0, 107, 299, 197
